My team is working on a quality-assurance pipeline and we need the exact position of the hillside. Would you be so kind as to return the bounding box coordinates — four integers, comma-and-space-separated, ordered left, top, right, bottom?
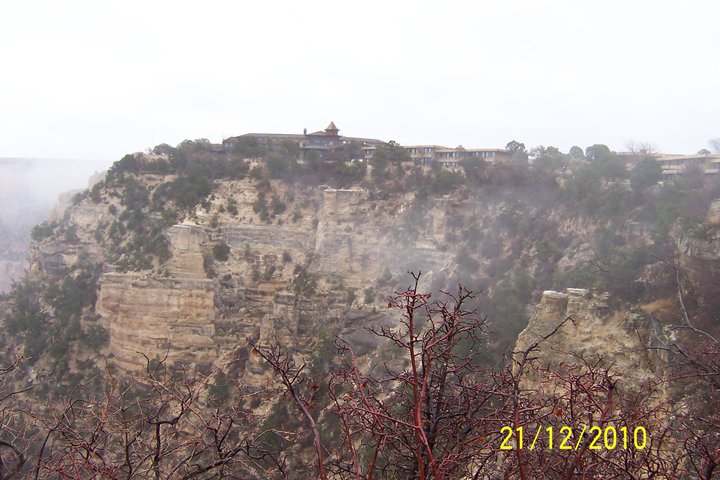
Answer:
0, 139, 718, 478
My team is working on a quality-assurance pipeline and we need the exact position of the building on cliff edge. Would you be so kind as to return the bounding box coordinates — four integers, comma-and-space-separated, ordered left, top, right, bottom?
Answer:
223, 122, 510, 168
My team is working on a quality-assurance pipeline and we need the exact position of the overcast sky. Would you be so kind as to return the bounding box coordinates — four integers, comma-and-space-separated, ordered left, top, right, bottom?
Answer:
1, 0, 718, 161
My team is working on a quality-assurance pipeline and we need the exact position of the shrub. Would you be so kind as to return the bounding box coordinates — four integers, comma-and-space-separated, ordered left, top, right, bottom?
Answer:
382, 266, 393, 282
262, 264, 276, 281
253, 193, 270, 221
346, 288, 357, 306
83, 325, 109, 351
31, 221, 58, 241
431, 169, 464, 194
213, 242, 230, 262
64, 225, 80, 243
293, 269, 318, 296
89, 183, 103, 203
227, 199, 238, 216
208, 371, 231, 407
363, 287, 375, 304
203, 253, 216, 278
271, 195, 287, 215
630, 157, 663, 192
106, 154, 140, 179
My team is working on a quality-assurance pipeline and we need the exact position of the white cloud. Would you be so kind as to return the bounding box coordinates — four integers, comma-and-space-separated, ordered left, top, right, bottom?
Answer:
1, 0, 718, 159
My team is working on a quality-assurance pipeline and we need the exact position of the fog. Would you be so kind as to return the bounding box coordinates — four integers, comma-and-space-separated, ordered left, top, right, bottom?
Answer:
1, 1, 719, 160
0, 158, 110, 290
0, 158, 110, 211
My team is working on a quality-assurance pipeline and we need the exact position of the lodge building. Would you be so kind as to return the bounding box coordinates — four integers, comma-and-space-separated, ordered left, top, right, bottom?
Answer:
222, 122, 510, 168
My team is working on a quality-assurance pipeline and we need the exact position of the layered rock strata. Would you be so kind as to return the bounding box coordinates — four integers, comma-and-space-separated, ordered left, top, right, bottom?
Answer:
515, 288, 666, 388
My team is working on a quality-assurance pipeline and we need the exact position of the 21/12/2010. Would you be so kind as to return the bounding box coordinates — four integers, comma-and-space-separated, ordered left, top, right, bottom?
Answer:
499, 425, 648, 451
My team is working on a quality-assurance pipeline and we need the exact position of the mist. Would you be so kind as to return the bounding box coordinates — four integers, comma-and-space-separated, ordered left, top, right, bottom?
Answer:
0, 157, 110, 291
0, 158, 109, 206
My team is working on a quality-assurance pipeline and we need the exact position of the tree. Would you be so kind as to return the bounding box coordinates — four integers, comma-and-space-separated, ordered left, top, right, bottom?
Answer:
709, 138, 720, 154
625, 141, 658, 157
506, 140, 526, 154
460, 157, 486, 184
0, 354, 290, 479
530, 146, 567, 185
322, 274, 514, 478
584, 144, 613, 161
247, 341, 328, 479
585, 144, 627, 180
252, 272, 693, 479
506, 140, 529, 163
431, 169, 464, 194
640, 258, 720, 478
630, 157, 663, 192
2, 269, 717, 478
213, 241, 231, 261
0, 355, 30, 478
265, 152, 298, 181
569, 145, 585, 160
371, 141, 409, 182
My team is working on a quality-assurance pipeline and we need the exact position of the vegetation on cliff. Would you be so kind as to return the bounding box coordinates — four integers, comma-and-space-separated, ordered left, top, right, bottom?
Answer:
0, 137, 718, 477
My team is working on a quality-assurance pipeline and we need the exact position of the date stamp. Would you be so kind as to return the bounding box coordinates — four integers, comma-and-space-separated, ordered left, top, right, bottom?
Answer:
499, 425, 648, 451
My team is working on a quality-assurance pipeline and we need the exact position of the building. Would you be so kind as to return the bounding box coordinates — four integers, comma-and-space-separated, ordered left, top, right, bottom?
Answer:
223, 123, 511, 170
405, 145, 511, 169
303, 121, 341, 148
655, 153, 720, 176
360, 146, 376, 163
222, 122, 385, 162
405, 145, 444, 166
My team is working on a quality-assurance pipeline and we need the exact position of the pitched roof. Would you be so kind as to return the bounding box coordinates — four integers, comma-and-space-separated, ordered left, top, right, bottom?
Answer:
326, 121, 339, 131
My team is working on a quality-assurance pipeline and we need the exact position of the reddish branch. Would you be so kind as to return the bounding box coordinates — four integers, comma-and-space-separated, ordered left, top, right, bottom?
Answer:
247, 340, 328, 480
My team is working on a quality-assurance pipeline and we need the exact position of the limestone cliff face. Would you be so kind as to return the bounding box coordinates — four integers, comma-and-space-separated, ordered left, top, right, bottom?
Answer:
707, 198, 720, 225
96, 273, 216, 371
14, 178, 639, 372
95, 224, 215, 370
27, 198, 111, 278
515, 289, 667, 389
673, 200, 720, 317
164, 224, 209, 278
16, 161, 720, 377
90, 183, 454, 370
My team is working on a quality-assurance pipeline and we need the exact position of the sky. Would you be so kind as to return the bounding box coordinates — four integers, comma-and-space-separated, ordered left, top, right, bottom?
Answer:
1, 0, 718, 162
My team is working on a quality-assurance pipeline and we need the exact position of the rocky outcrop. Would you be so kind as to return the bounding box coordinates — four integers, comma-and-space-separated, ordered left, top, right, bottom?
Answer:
82, 180, 556, 372
165, 224, 209, 278
96, 272, 216, 371
89, 182, 462, 371
707, 199, 720, 225
97, 224, 216, 370
515, 289, 667, 388
21, 167, 714, 379
675, 199, 720, 302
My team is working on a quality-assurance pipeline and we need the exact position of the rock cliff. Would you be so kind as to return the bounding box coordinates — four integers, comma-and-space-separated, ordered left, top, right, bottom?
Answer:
515, 288, 668, 389
96, 273, 216, 371
4, 148, 719, 385
87, 182, 459, 370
